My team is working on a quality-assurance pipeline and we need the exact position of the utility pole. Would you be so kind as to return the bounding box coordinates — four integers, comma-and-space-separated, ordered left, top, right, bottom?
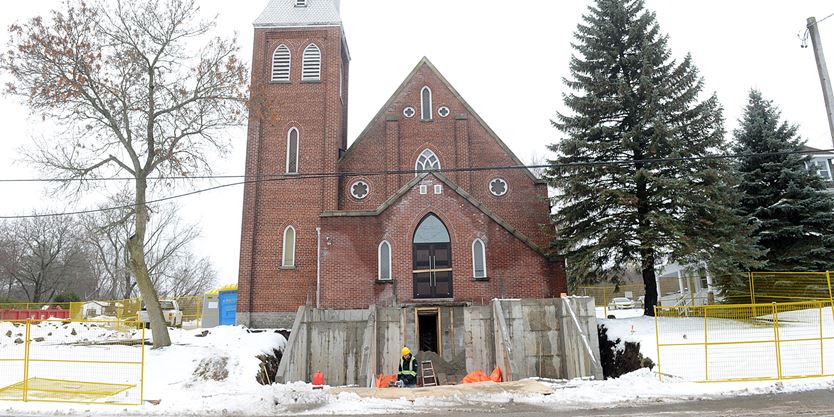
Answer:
807, 16, 834, 146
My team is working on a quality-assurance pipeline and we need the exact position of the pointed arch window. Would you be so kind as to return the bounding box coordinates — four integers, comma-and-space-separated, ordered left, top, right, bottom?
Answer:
286, 128, 299, 174
472, 239, 486, 279
271, 44, 291, 82
378, 241, 392, 281
420, 86, 433, 120
282, 226, 296, 268
302, 43, 322, 81
415, 149, 440, 175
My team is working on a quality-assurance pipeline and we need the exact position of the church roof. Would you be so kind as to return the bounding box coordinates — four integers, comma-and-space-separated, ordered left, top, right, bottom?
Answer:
254, 0, 341, 28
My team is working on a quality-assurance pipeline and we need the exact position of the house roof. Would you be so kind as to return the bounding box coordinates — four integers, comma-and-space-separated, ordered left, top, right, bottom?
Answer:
254, 0, 341, 28
321, 172, 553, 259
341, 57, 544, 184
803, 145, 834, 158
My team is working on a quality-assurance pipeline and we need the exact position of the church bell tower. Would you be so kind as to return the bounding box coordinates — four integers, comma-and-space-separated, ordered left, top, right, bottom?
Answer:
237, 0, 350, 327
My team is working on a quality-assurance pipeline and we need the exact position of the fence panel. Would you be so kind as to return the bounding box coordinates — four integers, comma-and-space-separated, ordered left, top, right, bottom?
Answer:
0, 319, 144, 406
656, 301, 834, 382
0, 320, 28, 402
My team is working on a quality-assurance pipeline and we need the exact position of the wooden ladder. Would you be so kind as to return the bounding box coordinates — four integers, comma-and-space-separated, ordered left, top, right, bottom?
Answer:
421, 360, 438, 387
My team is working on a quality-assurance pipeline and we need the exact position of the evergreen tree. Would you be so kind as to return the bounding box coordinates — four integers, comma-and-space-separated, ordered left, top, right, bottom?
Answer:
546, 0, 760, 315
734, 90, 834, 271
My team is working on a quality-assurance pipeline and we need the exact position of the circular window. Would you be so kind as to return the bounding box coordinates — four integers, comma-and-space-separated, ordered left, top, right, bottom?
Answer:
438, 106, 450, 118
489, 178, 508, 197
403, 106, 416, 118
351, 180, 370, 200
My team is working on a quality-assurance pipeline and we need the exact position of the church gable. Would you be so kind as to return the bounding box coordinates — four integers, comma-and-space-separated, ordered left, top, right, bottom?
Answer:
341, 57, 538, 178
337, 58, 551, 248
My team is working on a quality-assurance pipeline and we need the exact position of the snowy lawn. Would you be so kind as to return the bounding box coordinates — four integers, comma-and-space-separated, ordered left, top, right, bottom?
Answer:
0, 314, 832, 416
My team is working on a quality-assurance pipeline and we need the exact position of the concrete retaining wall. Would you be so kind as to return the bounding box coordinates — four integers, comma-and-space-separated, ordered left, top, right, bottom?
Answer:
276, 297, 602, 386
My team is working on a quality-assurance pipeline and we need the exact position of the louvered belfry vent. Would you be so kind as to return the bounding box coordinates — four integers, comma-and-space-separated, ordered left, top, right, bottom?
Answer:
272, 44, 291, 82
302, 44, 322, 81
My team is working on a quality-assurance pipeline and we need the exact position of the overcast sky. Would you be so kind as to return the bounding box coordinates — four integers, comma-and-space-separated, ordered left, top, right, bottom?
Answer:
1, 0, 833, 285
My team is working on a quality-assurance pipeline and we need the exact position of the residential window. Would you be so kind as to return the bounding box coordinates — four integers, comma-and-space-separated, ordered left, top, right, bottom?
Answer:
295, 0, 307, 7
286, 128, 299, 173
378, 241, 392, 281
472, 239, 486, 279
302, 43, 322, 81
415, 149, 440, 174
282, 226, 296, 268
271, 44, 291, 82
809, 160, 832, 181
420, 86, 432, 120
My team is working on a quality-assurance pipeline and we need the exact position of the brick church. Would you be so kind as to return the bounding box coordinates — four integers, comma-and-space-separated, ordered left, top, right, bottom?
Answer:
237, 0, 567, 328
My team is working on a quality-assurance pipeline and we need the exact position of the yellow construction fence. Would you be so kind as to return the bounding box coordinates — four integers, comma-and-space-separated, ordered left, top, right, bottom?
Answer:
0, 319, 145, 405
654, 301, 834, 382
0, 295, 205, 330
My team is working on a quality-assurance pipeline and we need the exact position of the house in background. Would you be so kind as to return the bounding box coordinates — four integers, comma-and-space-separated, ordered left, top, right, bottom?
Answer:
804, 145, 834, 191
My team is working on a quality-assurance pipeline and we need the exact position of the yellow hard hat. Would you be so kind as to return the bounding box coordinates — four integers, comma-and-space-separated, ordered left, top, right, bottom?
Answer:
401, 347, 411, 356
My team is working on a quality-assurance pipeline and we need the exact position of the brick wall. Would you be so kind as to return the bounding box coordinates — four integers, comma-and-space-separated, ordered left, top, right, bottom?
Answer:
238, 31, 566, 320
319, 175, 566, 309
237, 25, 348, 319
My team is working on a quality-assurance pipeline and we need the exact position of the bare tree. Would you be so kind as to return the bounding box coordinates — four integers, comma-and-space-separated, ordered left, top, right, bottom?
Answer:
84, 194, 214, 300
0, 216, 89, 302
3, 0, 247, 346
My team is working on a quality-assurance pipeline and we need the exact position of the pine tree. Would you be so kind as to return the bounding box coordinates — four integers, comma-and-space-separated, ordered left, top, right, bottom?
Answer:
734, 90, 834, 271
546, 0, 761, 315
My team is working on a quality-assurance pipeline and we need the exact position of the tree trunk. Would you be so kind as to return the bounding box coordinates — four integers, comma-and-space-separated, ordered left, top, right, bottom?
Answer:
127, 178, 171, 348
641, 248, 658, 316
636, 165, 658, 316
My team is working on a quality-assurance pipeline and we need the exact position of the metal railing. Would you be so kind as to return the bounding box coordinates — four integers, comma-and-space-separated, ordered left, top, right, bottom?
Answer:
654, 301, 834, 382
0, 319, 144, 405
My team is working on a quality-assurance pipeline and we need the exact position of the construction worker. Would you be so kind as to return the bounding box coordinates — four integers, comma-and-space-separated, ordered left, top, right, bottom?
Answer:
397, 346, 418, 387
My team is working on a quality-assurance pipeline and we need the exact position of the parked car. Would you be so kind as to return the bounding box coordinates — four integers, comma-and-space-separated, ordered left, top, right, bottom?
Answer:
608, 297, 635, 310
634, 296, 645, 309
138, 300, 182, 329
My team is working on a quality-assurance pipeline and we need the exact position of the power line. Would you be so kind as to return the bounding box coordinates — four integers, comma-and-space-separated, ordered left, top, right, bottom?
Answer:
0, 148, 832, 184
0, 147, 831, 220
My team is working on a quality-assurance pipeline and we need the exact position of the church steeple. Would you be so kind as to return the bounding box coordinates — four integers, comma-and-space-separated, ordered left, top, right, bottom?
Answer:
254, 0, 342, 28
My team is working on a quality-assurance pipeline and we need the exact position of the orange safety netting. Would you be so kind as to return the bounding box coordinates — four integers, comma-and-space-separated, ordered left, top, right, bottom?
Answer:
375, 373, 397, 388
461, 368, 503, 384
489, 367, 503, 383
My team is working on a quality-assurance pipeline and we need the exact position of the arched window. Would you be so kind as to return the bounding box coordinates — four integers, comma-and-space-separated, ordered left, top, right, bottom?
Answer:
415, 149, 440, 175
286, 128, 299, 174
414, 214, 451, 244
302, 43, 322, 81
378, 241, 392, 281
472, 239, 486, 279
271, 44, 291, 82
420, 86, 432, 120
282, 226, 296, 267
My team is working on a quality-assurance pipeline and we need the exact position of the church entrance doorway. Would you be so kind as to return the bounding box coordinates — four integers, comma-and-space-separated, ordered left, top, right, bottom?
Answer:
412, 214, 453, 299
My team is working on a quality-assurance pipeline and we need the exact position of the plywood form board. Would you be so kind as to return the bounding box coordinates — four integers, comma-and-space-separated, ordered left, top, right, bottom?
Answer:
463, 306, 495, 373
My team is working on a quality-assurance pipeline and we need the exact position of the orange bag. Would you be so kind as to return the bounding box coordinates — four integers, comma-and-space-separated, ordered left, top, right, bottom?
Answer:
375, 373, 397, 388
489, 367, 503, 383
460, 370, 491, 384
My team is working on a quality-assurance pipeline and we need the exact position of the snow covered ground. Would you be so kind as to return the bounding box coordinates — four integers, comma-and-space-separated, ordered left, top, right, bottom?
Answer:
0, 314, 832, 416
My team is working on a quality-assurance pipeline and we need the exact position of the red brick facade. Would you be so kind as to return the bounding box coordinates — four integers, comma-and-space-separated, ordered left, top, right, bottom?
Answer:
237, 6, 566, 324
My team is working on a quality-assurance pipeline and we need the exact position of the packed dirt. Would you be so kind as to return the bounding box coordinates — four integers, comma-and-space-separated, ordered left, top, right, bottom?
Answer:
327, 379, 554, 400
